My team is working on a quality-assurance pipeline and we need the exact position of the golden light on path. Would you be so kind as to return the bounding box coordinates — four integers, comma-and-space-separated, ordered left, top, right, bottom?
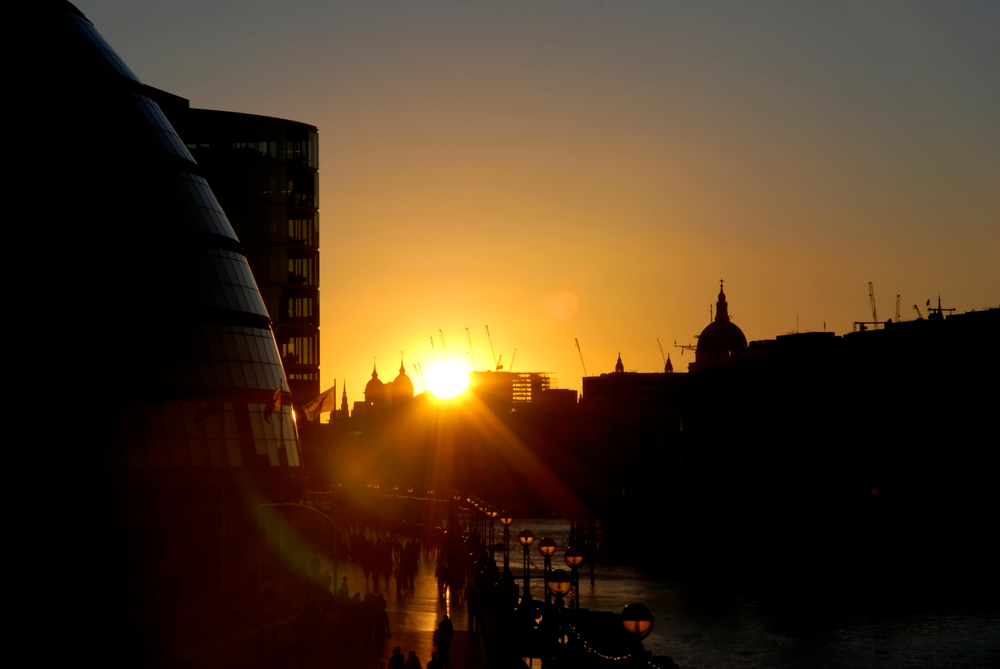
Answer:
426, 361, 470, 400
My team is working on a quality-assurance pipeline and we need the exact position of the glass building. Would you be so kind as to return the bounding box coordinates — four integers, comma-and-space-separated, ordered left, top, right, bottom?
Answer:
54, 3, 303, 471
147, 94, 322, 405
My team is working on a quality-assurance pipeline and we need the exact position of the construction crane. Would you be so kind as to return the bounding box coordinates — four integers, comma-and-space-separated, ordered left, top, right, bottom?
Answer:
657, 338, 667, 366
439, 329, 448, 362
509, 349, 517, 372
926, 295, 956, 321
674, 340, 697, 355
429, 336, 437, 365
485, 326, 501, 371
466, 327, 476, 370
895, 295, 901, 323
912, 304, 924, 319
575, 338, 588, 377
413, 363, 426, 392
869, 282, 880, 330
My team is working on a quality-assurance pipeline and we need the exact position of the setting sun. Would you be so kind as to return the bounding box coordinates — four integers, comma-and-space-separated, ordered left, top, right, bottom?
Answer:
426, 361, 470, 400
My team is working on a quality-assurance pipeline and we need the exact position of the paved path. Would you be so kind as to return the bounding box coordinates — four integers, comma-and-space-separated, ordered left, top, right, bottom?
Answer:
161, 543, 490, 669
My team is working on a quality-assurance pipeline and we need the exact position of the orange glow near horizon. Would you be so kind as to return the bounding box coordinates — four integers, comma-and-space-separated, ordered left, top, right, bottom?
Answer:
83, 1, 1000, 403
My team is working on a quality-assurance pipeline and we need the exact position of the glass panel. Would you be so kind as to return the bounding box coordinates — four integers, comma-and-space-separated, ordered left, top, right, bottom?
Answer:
71, 15, 140, 82
207, 440, 225, 466
225, 440, 243, 467
168, 440, 190, 466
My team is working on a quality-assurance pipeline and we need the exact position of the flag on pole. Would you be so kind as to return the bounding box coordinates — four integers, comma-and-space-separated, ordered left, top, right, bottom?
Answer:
302, 383, 337, 421
265, 387, 283, 421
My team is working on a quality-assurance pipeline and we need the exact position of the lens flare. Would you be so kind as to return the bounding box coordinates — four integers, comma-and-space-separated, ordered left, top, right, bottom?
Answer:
426, 361, 470, 399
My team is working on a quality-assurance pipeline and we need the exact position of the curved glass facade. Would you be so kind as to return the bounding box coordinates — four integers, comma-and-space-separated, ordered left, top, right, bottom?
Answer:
57, 4, 301, 470
169, 110, 322, 404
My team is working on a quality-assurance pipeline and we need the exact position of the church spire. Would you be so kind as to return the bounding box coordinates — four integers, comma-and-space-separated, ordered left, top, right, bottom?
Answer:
615, 353, 624, 373
716, 279, 730, 323
665, 353, 673, 373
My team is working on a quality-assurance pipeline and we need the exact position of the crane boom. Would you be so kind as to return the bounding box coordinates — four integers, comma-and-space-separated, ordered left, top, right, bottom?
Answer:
657, 338, 666, 365
509, 349, 517, 372
913, 304, 923, 319
466, 327, 476, 370
429, 336, 437, 365
869, 282, 880, 330
439, 329, 448, 362
575, 338, 588, 377
485, 326, 500, 370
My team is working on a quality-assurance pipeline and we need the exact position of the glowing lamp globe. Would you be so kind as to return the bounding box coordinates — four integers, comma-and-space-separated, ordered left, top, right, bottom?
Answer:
546, 569, 572, 597
621, 603, 654, 640
564, 546, 584, 568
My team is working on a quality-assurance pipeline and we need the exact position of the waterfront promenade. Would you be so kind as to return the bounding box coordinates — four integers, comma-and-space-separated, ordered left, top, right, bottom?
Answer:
160, 539, 488, 669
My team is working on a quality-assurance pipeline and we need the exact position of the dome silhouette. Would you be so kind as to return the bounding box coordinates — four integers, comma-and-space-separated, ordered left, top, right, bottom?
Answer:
695, 280, 748, 368
365, 362, 385, 405
393, 356, 414, 401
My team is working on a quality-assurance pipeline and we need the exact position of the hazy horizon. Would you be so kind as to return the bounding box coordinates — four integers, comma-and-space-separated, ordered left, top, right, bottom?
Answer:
80, 0, 1000, 399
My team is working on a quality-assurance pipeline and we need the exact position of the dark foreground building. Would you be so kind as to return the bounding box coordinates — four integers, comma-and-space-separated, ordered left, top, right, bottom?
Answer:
577, 286, 1000, 588
146, 91, 322, 405
47, 3, 311, 663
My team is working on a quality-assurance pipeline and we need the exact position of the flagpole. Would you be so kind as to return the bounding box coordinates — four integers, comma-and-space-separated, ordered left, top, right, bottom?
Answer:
276, 389, 285, 600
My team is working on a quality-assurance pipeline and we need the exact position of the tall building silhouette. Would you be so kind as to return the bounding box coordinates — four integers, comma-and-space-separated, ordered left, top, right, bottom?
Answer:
50, 5, 308, 661
147, 90, 321, 404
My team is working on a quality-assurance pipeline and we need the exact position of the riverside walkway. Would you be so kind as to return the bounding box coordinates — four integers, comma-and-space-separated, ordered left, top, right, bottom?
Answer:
161, 541, 490, 669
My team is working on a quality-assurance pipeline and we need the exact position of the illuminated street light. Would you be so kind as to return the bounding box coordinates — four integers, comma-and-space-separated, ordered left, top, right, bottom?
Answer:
518, 529, 535, 599
621, 603, 654, 640
500, 513, 514, 571
546, 568, 572, 609
538, 537, 557, 604
564, 546, 584, 609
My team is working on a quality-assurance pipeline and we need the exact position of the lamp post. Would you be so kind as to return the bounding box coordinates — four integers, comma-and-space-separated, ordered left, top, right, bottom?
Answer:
518, 529, 535, 600
546, 568, 572, 609
499, 513, 513, 571
538, 538, 557, 604
487, 508, 498, 564
564, 546, 584, 609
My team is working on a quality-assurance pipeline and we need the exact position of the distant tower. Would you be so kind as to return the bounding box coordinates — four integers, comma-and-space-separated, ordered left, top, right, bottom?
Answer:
365, 361, 385, 407
615, 353, 625, 373
693, 279, 748, 370
341, 383, 348, 415
665, 353, 673, 373
392, 353, 414, 404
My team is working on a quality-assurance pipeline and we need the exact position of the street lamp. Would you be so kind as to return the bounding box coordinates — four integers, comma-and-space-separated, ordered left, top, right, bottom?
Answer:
538, 538, 557, 604
499, 513, 514, 571
621, 603, 654, 640
564, 546, 584, 609
518, 529, 535, 599
487, 507, 498, 563
546, 569, 572, 609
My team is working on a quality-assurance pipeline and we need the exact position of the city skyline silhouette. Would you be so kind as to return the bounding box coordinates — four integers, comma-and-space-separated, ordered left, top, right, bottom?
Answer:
80, 0, 1000, 399
45, 3, 999, 668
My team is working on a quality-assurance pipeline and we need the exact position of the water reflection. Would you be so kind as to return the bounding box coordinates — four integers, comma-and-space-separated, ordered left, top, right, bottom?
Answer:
506, 519, 999, 668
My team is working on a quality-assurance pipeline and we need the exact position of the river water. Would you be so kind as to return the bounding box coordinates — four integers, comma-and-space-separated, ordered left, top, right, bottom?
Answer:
504, 518, 999, 668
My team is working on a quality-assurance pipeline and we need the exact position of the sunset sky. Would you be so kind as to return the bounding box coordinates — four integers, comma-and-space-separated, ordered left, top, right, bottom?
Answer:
82, 0, 999, 399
